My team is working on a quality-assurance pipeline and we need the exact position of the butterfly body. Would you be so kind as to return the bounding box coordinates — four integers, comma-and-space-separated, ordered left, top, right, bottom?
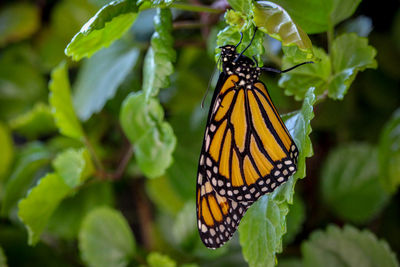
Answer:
196, 44, 299, 249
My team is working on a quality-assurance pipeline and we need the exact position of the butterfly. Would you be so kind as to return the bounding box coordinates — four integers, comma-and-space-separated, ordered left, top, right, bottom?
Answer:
196, 29, 312, 249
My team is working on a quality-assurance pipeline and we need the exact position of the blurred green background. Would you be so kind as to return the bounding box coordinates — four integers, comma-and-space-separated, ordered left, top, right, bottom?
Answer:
0, 0, 399, 266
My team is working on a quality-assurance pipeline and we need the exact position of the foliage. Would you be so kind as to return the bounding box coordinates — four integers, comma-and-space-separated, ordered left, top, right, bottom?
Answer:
0, 0, 399, 266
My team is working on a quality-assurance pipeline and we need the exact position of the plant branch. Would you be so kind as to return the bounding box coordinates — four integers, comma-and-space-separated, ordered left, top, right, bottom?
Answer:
83, 136, 105, 173
171, 2, 223, 13
111, 146, 133, 180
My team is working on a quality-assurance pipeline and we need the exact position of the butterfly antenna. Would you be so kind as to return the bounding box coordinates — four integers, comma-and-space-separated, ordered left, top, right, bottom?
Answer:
234, 27, 258, 63
235, 32, 244, 48
202, 56, 221, 108
261, 61, 314, 73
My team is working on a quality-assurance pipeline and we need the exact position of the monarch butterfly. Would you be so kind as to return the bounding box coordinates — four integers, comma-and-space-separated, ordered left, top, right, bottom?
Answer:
196, 29, 312, 249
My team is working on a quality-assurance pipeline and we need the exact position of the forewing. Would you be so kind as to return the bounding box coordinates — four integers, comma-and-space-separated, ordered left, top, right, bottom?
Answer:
202, 79, 298, 203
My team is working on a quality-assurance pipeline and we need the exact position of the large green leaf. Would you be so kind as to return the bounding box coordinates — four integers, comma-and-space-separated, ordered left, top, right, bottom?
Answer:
79, 207, 136, 267
1, 143, 51, 217
47, 182, 114, 240
279, 46, 330, 100
18, 173, 71, 245
321, 143, 389, 224
0, 3, 40, 47
329, 33, 377, 99
0, 122, 14, 180
8, 103, 56, 139
65, 0, 139, 60
52, 148, 94, 188
143, 8, 176, 99
379, 108, 400, 194
302, 225, 399, 267
120, 92, 176, 178
239, 88, 315, 267
269, 0, 361, 34
253, 1, 313, 57
49, 61, 84, 141
73, 40, 139, 121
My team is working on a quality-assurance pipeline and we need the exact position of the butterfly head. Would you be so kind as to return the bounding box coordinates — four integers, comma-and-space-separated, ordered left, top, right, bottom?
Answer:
219, 45, 261, 87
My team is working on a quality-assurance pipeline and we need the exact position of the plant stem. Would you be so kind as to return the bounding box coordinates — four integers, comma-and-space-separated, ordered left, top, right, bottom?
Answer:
171, 2, 223, 13
83, 136, 105, 173
112, 146, 133, 180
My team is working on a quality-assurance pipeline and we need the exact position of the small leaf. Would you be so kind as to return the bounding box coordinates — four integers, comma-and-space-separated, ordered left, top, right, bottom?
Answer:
73, 40, 139, 121
340, 15, 373, 37
172, 202, 197, 248
279, 46, 330, 100
253, 1, 313, 57
142, 8, 176, 99
0, 122, 14, 180
147, 252, 176, 267
321, 143, 389, 223
239, 88, 316, 267
0, 246, 7, 267
146, 176, 184, 215
1, 143, 51, 217
269, 0, 361, 34
378, 108, 400, 194
120, 92, 176, 178
329, 33, 377, 99
52, 148, 94, 188
0, 3, 40, 47
49, 61, 84, 141
227, 0, 252, 13
18, 173, 71, 245
79, 207, 136, 267
9, 103, 57, 139
65, 0, 139, 61
302, 225, 399, 267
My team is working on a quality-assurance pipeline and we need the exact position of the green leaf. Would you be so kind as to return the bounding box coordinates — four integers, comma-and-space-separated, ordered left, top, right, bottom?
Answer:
52, 148, 94, 188
269, 0, 361, 34
147, 252, 176, 267
142, 8, 176, 99
47, 182, 114, 240
0, 3, 40, 47
79, 207, 136, 267
227, 0, 252, 13
253, 1, 313, 57
120, 92, 176, 178
9, 103, 57, 139
1, 143, 51, 217
240, 196, 289, 267
283, 194, 306, 245
0, 122, 14, 180
379, 108, 400, 193
302, 225, 399, 267
0, 246, 7, 267
321, 143, 390, 223
329, 33, 377, 99
279, 46, 330, 100
239, 88, 315, 267
65, 0, 139, 61
18, 173, 71, 245
73, 40, 139, 121
49, 61, 84, 141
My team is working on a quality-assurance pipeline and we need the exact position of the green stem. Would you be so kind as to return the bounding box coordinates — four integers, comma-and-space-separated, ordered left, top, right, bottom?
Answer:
327, 23, 334, 54
170, 2, 223, 13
